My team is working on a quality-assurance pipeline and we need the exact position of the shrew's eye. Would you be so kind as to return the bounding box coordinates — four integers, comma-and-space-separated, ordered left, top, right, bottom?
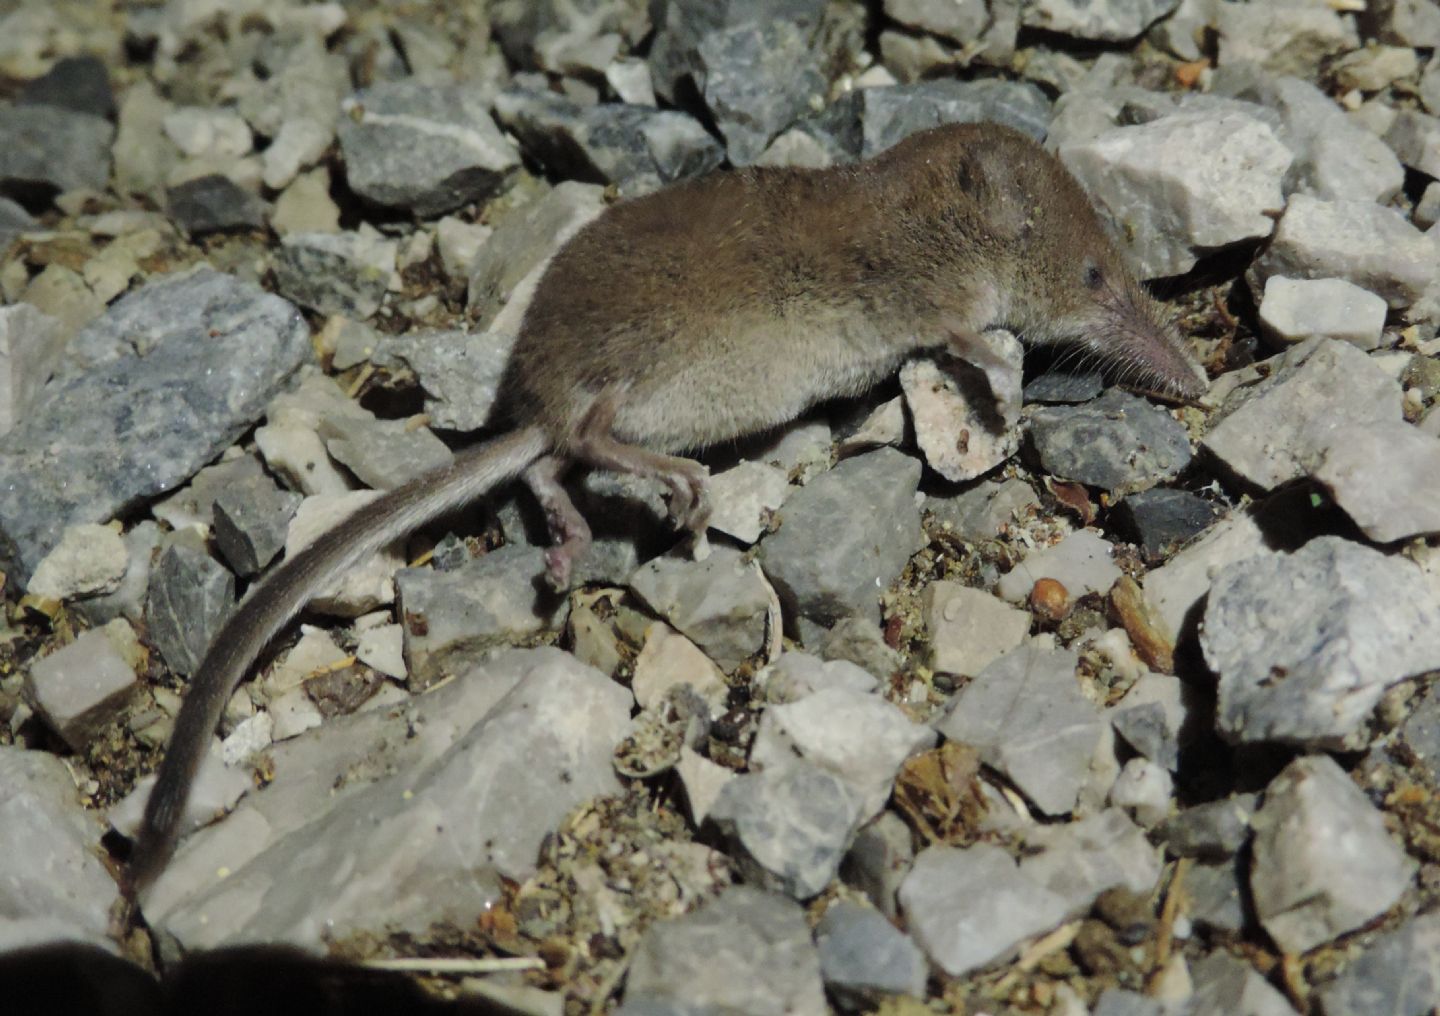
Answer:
1084, 263, 1104, 290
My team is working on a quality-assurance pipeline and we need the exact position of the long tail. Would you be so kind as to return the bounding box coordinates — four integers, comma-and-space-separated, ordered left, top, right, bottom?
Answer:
127, 425, 550, 895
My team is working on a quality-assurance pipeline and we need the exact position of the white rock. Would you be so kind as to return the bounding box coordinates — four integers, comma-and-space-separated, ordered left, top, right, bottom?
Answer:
254, 421, 354, 496
677, 744, 734, 826
750, 687, 936, 821
996, 529, 1122, 604
163, 106, 253, 159
1314, 421, 1440, 542
1248, 194, 1440, 311
27, 523, 128, 601
221, 711, 275, 766
1108, 757, 1173, 827
706, 460, 791, 544
900, 337, 1022, 482
261, 626, 349, 699
1061, 109, 1292, 278
356, 622, 406, 680
631, 622, 728, 712
1258, 276, 1387, 350
269, 688, 324, 741
923, 581, 1031, 676
1250, 755, 1415, 953
1142, 510, 1272, 644
899, 843, 1068, 977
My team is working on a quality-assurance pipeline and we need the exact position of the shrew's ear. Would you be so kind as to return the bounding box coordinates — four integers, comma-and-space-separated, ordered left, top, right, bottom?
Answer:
951, 146, 1037, 243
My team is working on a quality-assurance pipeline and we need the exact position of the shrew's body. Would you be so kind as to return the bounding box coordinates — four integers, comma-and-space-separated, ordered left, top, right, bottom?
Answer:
128, 122, 1206, 894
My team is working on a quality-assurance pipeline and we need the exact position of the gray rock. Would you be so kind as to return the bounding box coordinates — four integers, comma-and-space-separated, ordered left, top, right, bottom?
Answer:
0, 748, 120, 952
1156, 795, 1257, 860
1248, 195, 1439, 311
899, 842, 1068, 977
1202, 337, 1403, 491
860, 79, 1052, 157
336, 82, 518, 217
0, 103, 114, 199
1416, 181, 1440, 229
1400, 683, 1440, 786
750, 687, 936, 821
318, 413, 452, 491
493, 88, 722, 194
273, 230, 396, 319
1317, 911, 1440, 1016
1313, 422, 1440, 543
628, 549, 770, 671
646, 0, 828, 106
166, 175, 267, 236
1022, 370, 1105, 404
18, 56, 114, 119
372, 329, 516, 432
1385, 109, 1440, 180
995, 529, 1122, 605
0, 269, 308, 582
883, 0, 988, 43
211, 475, 303, 578
396, 545, 567, 688
815, 901, 927, 1003
1188, 952, 1297, 1016
1379, 0, 1440, 47
709, 760, 865, 899
1111, 488, 1219, 563
1026, 390, 1192, 495
697, 18, 826, 165
760, 447, 923, 630
842, 811, 914, 920
1257, 276, 1387, 351
1093, 990, 1165, 1016
1211, 72, 1403, 205
1216, 1, 1357, 77
818, 615, 904, 681
622, 886, 827, 1016
144, 544, 235, 678
1112, 702, 1179, 771
1059, 109, 1292, 279
24, 624, 139, 750
937, 642, 1106, 815
1018, 809, 1163, 915
925, 476, 1039, 542
146, 649, 630, 950
1186, 857, 1249, 935
466, 181, 607, 332
0, 194, 35, 252
1205, 537, 1440, 749
1021, 0, 1180, 42
150, 454, 269, 533
923, 581, 1031, 677
757, 651, 878, 703
0, 301, 62, 436
1251, 755, 1416, 954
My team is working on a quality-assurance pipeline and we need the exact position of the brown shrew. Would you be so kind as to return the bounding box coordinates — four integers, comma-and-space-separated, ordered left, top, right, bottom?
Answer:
128, 121, 1206, 894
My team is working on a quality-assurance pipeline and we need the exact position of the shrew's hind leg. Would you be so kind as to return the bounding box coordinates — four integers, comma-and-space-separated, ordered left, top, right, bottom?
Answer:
522, 454, 592, 589
570, 394, 711, 534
